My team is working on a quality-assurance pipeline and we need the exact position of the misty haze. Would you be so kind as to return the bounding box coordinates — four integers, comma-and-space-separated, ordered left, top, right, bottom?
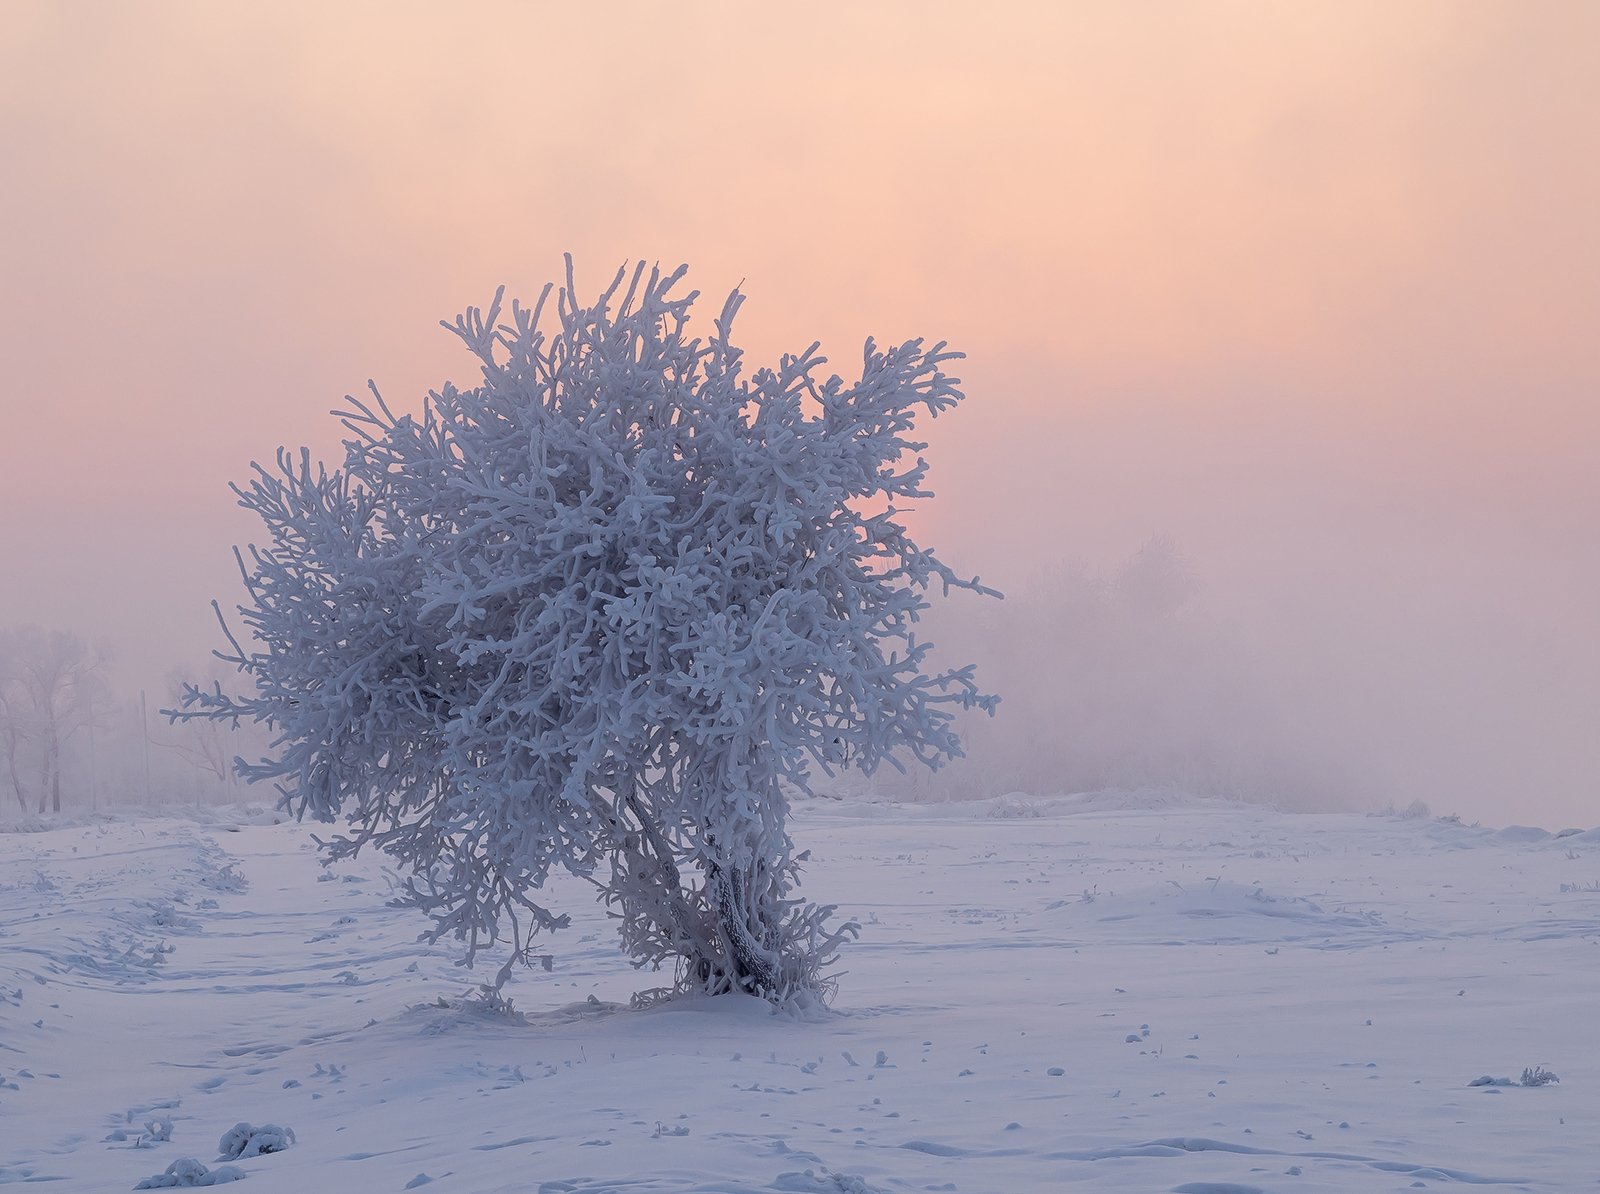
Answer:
2, 4, 1596, 1192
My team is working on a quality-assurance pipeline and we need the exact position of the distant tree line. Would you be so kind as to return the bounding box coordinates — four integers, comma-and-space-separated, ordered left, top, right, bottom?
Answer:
871, 537, 1366, 809
0, 627, 261, 818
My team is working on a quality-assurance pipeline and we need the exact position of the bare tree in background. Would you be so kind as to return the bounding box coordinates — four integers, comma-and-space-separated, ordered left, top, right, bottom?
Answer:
158, 665, 240, 798
0, 632, 33, 813
0, 628, 110, 814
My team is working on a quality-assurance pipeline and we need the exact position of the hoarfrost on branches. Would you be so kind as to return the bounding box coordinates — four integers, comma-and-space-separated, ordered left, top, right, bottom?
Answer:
175, 259, 996, 1003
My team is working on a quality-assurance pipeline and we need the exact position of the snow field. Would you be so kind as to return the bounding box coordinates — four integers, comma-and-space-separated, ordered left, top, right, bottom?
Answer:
2, 796, 1596, 1191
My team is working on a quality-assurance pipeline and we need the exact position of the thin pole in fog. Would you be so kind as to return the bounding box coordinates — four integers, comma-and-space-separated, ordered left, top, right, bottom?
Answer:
140, 690, 152, 806
87, 717, 97, 812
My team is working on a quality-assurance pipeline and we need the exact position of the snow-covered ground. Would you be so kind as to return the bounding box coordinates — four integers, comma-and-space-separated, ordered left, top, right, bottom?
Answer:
2, 795, 1597, 1192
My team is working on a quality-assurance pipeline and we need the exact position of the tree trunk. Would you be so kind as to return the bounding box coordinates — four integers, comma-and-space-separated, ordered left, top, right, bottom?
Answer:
706, 859, 783, 996
5, 756, 26, 813
1, 720, 28, 813
47, 734, 61, 814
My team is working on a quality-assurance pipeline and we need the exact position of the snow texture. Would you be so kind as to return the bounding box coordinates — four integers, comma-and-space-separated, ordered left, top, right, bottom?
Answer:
2, 797, 1594, 1191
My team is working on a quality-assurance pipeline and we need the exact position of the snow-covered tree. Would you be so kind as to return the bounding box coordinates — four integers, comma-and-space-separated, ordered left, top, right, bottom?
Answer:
176, 260, 995, 1002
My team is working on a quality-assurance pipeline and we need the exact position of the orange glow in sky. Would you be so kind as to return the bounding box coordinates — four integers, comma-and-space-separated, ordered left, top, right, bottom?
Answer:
2, 2, 1597, 822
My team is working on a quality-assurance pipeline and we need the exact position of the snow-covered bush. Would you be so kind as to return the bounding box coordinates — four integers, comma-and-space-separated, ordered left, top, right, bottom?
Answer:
134, 1158, 245, 1188
215, 1122, 294, 1161
175, 260, 994, 1002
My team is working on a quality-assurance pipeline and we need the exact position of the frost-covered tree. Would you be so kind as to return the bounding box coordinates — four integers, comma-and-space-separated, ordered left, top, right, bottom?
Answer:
177, 260, 995, 1002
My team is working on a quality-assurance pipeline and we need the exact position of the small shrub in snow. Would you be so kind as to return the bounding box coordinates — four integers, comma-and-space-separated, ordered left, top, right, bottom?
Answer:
215, 1122, 294, 1161
197, 863, 248, 894
174, 260, 995, 1003
143, 901, 197, 932
467, 983, 523, 1018
134, 1158, 245, 1188
1471, 1068, 1561, 1089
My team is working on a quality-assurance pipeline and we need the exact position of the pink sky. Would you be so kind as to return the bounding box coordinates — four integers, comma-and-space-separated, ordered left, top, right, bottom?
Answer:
2, 2, 1596, 823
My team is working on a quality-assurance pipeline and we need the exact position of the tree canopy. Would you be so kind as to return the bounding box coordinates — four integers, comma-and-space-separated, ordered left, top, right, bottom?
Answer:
178, 260, 995, 1002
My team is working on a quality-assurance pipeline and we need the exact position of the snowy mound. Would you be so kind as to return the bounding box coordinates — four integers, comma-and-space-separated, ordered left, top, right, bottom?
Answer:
1050, 787, 1250, 815
813, 787, 1241, 823
1494, 824, 1552, 844
4, 803, 1594, 1191
1050, 880, 1390, 946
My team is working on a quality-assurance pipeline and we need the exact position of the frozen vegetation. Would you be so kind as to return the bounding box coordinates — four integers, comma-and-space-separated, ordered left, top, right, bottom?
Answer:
2, 793, 1595, 1191
173, 261, 994, 1004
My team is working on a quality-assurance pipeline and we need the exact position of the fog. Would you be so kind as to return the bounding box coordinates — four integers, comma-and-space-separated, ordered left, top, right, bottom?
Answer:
887, 343, 1600, 825
2, 3, 1595, 827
